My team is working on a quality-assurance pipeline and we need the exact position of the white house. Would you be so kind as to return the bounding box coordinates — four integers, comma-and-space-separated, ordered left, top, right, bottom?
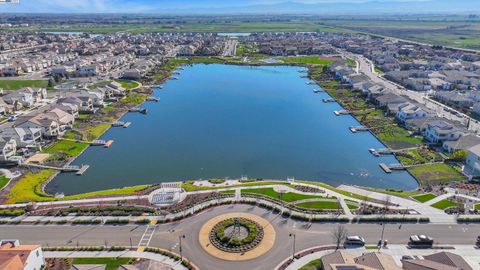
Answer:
0, 137, 16, 160
0, 127, 42, 148
396, 103, 432, 123
464, 144, 480, 179
425, 120, 466, 144
0, 239, 44, 270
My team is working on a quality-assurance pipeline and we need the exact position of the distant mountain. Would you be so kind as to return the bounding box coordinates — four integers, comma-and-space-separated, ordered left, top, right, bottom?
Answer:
157, 0, 480, 15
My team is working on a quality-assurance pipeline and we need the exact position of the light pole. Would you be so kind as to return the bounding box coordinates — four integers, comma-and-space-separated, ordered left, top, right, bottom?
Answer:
289, 233, 296, 260
179, 234, 186, 262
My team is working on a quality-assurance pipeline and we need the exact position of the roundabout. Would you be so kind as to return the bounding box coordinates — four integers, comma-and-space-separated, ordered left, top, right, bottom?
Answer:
199, 212, 276, 261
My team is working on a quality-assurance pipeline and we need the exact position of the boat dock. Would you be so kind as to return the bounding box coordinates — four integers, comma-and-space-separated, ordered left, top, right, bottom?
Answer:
129, 108, 148, 114
323, 98, 335, 103
349, 126, 369, 133
146, 97, 160, 102
334, 110, 350, 116
313, 89, 325, 93
369, 146, 423, 157
112, 121, 131, 128
21, 163, 90, 175
306, 81, 316, 85
379, 163, 392, 173
59, 138, 114, 147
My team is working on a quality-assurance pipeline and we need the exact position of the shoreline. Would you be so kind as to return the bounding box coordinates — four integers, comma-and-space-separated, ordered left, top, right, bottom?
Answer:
12, 59, 419, 203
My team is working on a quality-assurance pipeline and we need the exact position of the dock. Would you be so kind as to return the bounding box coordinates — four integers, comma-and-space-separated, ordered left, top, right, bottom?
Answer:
112, 121, 132, 128
349, 126, 369, 133
21, 163, 90, 175
306, 81, 316, 85
379, 163, 392, 173
59, 138, 113, 147
103, 140, 114, 148
369, 146, 423, 157
322, 98, 335, 103
129, 108, 148, 114
169, 77, 179, 80
76, 165, 90, 175
334, 110, 350, 116
146, 97, 160, 102
313, 89, 325, 93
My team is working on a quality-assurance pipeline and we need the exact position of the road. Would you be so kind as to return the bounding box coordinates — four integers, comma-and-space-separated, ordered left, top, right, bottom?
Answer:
1, 205, 479, 270
342, 50, 480, 132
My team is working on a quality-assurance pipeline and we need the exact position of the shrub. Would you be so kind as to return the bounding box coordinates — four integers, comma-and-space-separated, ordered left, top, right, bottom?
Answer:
104, 219, 129, 225
0, 209, 26, 217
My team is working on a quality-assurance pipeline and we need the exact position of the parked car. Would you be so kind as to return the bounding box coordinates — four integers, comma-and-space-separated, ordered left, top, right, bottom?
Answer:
408, 235, 433, 248
344, 236, 365, 246
476, 236, 480, 247
7, 114, 17, 122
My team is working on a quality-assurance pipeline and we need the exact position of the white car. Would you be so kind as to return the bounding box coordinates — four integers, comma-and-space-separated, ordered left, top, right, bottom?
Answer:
344, 236, 365, 246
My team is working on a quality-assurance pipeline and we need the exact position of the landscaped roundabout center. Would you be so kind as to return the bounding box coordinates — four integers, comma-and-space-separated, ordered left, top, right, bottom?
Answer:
199, 213, 276, 261
210, 217, 264, 253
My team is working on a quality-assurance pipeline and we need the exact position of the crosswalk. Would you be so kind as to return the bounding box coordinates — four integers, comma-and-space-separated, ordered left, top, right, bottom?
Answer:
137, 221, 157, 251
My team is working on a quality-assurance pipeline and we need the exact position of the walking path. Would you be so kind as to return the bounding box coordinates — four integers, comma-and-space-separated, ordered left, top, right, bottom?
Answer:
338, 185, 456, 224
44, 250, 189, 270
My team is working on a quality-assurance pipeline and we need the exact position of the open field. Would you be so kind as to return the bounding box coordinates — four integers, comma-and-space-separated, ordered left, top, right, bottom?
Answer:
296, 201, 341, 210
279, 56, 335, 65
408, 163, 466, 186
0, 80, 48, 90
241, 187, 327, 202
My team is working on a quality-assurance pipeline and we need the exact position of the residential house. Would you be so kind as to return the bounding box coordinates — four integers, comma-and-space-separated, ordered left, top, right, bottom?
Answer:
2, 91, 35, 109
0, 127, 42, 148
374, 93, 407, 107
464, 144, 480, 178
0, 240, 44, 270
322, 251, 401, 270
396, 103, 433, 123
15, 114, 60, 138
443, 135, 480, 153
57, 96, 95, 114
70, 265, 106, 270
425, 120, 466, 144
0, 137, 16, 160
45, 108, 75, 134
402, 251, 473, 270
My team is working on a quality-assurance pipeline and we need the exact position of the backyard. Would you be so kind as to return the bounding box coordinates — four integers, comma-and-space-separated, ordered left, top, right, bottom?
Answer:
0, 79, 48, 90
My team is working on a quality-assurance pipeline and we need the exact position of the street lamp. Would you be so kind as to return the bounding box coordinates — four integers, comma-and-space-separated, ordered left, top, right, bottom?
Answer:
179, 234, 186, 262
289, 233, 296, 260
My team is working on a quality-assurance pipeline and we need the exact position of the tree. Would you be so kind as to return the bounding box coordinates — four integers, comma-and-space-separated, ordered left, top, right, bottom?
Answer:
449, 150, 468, 162
331, 225, 348, 250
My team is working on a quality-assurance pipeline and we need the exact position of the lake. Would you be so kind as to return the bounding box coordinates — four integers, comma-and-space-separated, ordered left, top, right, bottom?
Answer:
46, 64, 418, 195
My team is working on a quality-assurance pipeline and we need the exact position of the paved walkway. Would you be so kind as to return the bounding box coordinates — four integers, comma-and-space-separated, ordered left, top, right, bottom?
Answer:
338, 185, 456, 224
44, 250, 189, 270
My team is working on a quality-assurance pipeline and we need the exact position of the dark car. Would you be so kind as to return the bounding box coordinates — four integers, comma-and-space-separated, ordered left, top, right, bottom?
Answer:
408, 235, 433, 248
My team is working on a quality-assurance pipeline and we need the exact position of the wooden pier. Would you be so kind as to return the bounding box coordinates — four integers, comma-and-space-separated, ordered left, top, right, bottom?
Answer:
146, 97, 160, 102
313, 89, 325, 93
379, 163, 392, 173
349, 126, 369, 133
21, 163, 90, 175
59, 138, 114, 147
112, 121, 131, 128
334, 110, 350, 116
129, 108, 148, 114
323, 98, 335, 103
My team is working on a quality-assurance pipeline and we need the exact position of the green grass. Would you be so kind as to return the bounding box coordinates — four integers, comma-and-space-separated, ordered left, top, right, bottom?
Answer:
279, 56, 335, 65
431, 199, 459, 210
6, 169, 56, 203
299, 258, 323, 270
65, 185, 151, 200
475, 204, 480, 210
376, 126, 424, 149
412, 193, 437, 203
296, 200, 341, 210
408, 163, 466, 186
0, 80, 48, 90
181, 180, 286, 192
241, 187, 325, 202
299, 181, 370, 201
346, 58, 356, 67
72, 258, 133, 270
115, 79, 140, 90
374, 67, 384, 74
367, 188, 420, 199
44, 140, 89, 157
0, 176, 11, 190
121, 93, 148, 104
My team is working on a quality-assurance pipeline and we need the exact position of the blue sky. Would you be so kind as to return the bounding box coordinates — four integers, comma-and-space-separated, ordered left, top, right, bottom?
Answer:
1, 0, 478, 13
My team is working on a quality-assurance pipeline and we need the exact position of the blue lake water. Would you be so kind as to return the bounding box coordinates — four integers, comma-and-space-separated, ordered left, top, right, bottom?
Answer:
47, 64, 418, 195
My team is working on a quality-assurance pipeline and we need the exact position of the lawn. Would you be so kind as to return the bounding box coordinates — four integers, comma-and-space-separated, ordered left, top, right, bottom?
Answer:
0, 80, 48, 90
476, 204, 480, 210
299, 258, 323, 270
6, 169, 56, 203
72, 258, 133, 270
367, 188, 420, 199
408, 163, 466, 186
296, 200, 340, 210
376, 126, 423, 150
431, 199, 459, 210
115, 79, 140, 90
299, 181, 370, 202
241, 187, 326, 202
44, 140, 89, 157
121, 93, 149, 104
84, 123, 110, 141
412, 193, 437, 203
279, 56, 335, 65
0, 176, 11, 190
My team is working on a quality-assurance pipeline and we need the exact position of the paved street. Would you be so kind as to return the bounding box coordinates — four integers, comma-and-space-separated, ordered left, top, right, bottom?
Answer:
1, 205, 479, 270
223, 39, 238, 57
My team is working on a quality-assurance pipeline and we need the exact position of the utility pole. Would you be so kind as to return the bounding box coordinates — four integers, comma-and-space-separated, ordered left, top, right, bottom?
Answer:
179, 234, 186, 262
289, 233, 296, 260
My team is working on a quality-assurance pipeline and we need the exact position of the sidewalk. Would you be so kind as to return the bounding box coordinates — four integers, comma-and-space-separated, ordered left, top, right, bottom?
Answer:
44, 250, 189, 270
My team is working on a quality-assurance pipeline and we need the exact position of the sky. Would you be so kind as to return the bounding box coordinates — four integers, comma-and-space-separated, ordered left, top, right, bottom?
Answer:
0, 0, 479, 14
